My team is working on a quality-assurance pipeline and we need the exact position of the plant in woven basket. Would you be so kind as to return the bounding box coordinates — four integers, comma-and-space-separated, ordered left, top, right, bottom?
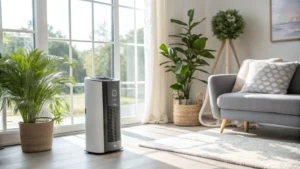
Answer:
211, 9, 245, 41
0, 49, 73, 124
160, 9, 215, 102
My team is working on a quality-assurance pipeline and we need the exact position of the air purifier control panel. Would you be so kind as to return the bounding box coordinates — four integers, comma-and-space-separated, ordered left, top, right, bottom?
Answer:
107, 82, 120, 107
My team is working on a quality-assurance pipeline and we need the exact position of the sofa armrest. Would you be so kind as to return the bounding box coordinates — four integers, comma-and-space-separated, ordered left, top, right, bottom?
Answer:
208, 74, 237, 119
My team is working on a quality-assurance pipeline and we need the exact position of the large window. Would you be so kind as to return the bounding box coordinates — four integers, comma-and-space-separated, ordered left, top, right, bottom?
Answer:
0, 0, 145, 132
0, 0, 35, 130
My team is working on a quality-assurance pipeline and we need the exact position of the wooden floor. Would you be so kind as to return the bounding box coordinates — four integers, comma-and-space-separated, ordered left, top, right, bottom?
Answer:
0, 123, 299, 169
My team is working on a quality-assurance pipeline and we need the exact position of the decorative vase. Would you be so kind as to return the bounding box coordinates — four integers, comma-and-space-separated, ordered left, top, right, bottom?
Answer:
19, 120, 54, 153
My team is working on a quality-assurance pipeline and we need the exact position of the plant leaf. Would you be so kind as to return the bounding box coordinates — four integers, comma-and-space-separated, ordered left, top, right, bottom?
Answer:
160, 61, 172, 66
170, 83, 182, 90
173, 47, 185, 54
175, 62, 183, 74
192, 77, 207, 84
170, 19, 188, 26
188, 9, 195, 25
200, 51, 215, 59
193, 38, 207, 50
160, 44, 169, 54
195, 68, 209, 74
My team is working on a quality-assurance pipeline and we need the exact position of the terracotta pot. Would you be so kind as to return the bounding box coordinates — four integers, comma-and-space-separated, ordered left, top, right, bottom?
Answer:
173, 104, 201, 126
19, 120, 54, 153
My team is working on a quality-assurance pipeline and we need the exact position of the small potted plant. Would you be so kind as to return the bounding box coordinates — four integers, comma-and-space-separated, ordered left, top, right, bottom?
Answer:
160, 9, 215, 126
0, 49, 73, 153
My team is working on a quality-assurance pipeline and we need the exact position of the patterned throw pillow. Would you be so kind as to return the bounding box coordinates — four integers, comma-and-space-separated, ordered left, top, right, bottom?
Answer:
241, 62, 298, 94
231, 58, 283, 92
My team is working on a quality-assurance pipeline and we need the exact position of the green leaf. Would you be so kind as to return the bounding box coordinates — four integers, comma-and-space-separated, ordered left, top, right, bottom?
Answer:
160, 44, 169, 54
170, 43, 187, 46
193, 38, 207, 50
192, 77, 208, 84
175, 62, 183, 74
190, 22, 200, 30
200, 51, 215, 59
196, 59, 210, 66
160, 61, 172, 66
188, 9, 194, 25
170, 19, 188, 26
173, 47, 185, 54
195, 68, 209, 74
169, 35, 182, 38
170, 83, 182, 90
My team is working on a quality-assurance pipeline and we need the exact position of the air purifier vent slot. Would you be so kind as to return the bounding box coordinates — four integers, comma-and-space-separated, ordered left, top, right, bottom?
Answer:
107, 106, 121, 142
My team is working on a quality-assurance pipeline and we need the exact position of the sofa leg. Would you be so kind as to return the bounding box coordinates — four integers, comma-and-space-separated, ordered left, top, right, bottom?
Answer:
220, 119, 228, 133
244, 121, 249, 132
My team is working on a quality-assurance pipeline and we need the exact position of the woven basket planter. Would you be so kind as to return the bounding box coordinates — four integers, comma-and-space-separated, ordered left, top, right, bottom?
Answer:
173, 93, 204, 126
173, 104, 202, 126
19, 120, 54, 153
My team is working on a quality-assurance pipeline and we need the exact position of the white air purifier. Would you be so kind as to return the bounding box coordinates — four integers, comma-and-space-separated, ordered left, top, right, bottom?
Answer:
85, 77, 122, 154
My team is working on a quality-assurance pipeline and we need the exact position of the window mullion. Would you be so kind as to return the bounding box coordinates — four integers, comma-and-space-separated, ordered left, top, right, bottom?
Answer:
68, 0, 74, 125
34, 0, 48, 51
134, 0, 138, 111
114, 0, 120, 79
0, 0, 4, 54
92, 1, 95, 77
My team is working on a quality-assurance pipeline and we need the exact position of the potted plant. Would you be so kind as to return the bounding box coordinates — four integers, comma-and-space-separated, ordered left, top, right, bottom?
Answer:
0, 49, 72, 153
160, 9, 215, 126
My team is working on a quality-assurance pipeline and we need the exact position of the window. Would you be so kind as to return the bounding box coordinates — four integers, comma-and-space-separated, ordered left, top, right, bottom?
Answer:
119, 0, 145, 118
0, 0, 145, 132
0, 0, 35, 130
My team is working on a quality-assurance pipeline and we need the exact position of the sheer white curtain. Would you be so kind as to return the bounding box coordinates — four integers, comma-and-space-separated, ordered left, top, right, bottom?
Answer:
142, 0, 174, 124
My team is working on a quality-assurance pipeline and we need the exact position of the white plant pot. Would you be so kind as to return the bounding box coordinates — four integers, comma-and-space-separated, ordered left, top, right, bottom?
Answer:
186, 99, 191, 105
180, 99, 187, 105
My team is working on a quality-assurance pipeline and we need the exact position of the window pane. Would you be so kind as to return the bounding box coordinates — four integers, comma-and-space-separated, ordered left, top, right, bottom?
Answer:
94, 0, 112, 4
94, 4, 113, 42
121, 84, 136, 117
136, 10, 144, 44
59, 87, 72, 125
48, 0, 69, 39
71, 0, 92, 40
3, 32, 34, 54
2, 0, 33, 30
120, 45, 135, 81
94, 43, 112, 77
136, 0, 145, 9
72, 42, 92, 83
137, 83, 145, 114
48, 41, 70, 75
119, 8, 134, 43
119, 0, 134, 7
7, 105, 22, 129
137, 46, 145, 81
73, 86, 85, 124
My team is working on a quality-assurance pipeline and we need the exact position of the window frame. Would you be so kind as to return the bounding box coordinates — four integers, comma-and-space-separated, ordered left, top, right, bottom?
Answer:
0, 0, 145, 139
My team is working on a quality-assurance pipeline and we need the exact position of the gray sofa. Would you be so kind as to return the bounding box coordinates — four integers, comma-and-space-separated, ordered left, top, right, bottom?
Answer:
208, 65, 300, 132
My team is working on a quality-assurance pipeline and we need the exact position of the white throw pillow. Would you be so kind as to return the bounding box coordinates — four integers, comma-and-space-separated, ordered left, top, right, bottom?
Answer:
231, 58, 283, 92
241, 62, 298, 94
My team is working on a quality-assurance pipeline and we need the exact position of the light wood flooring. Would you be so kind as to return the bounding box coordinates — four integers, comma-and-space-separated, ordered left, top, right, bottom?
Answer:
0, 123, 299, 169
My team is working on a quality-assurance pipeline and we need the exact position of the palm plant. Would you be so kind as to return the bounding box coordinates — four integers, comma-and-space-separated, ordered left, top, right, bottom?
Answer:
0, 49, 73, 124
160, 9, 215, 101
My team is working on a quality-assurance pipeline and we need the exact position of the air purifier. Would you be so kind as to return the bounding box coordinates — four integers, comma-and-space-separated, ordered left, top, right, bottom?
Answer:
85, 77, 122, 154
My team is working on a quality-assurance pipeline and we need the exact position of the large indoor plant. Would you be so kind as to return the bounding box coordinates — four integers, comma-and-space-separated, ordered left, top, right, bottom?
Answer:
160, 9, 215, 126
0, 49, 72, 152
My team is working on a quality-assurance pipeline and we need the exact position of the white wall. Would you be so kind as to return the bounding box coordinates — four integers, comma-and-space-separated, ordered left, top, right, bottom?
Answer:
183, 0, 300, 102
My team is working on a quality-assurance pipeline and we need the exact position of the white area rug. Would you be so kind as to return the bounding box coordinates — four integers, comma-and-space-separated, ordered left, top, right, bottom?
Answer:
139, 129, 300, 169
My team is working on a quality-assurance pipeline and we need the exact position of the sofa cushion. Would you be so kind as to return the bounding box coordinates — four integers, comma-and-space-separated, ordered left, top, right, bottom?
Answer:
217, 93, 300, 116
288, 63, 300, 94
